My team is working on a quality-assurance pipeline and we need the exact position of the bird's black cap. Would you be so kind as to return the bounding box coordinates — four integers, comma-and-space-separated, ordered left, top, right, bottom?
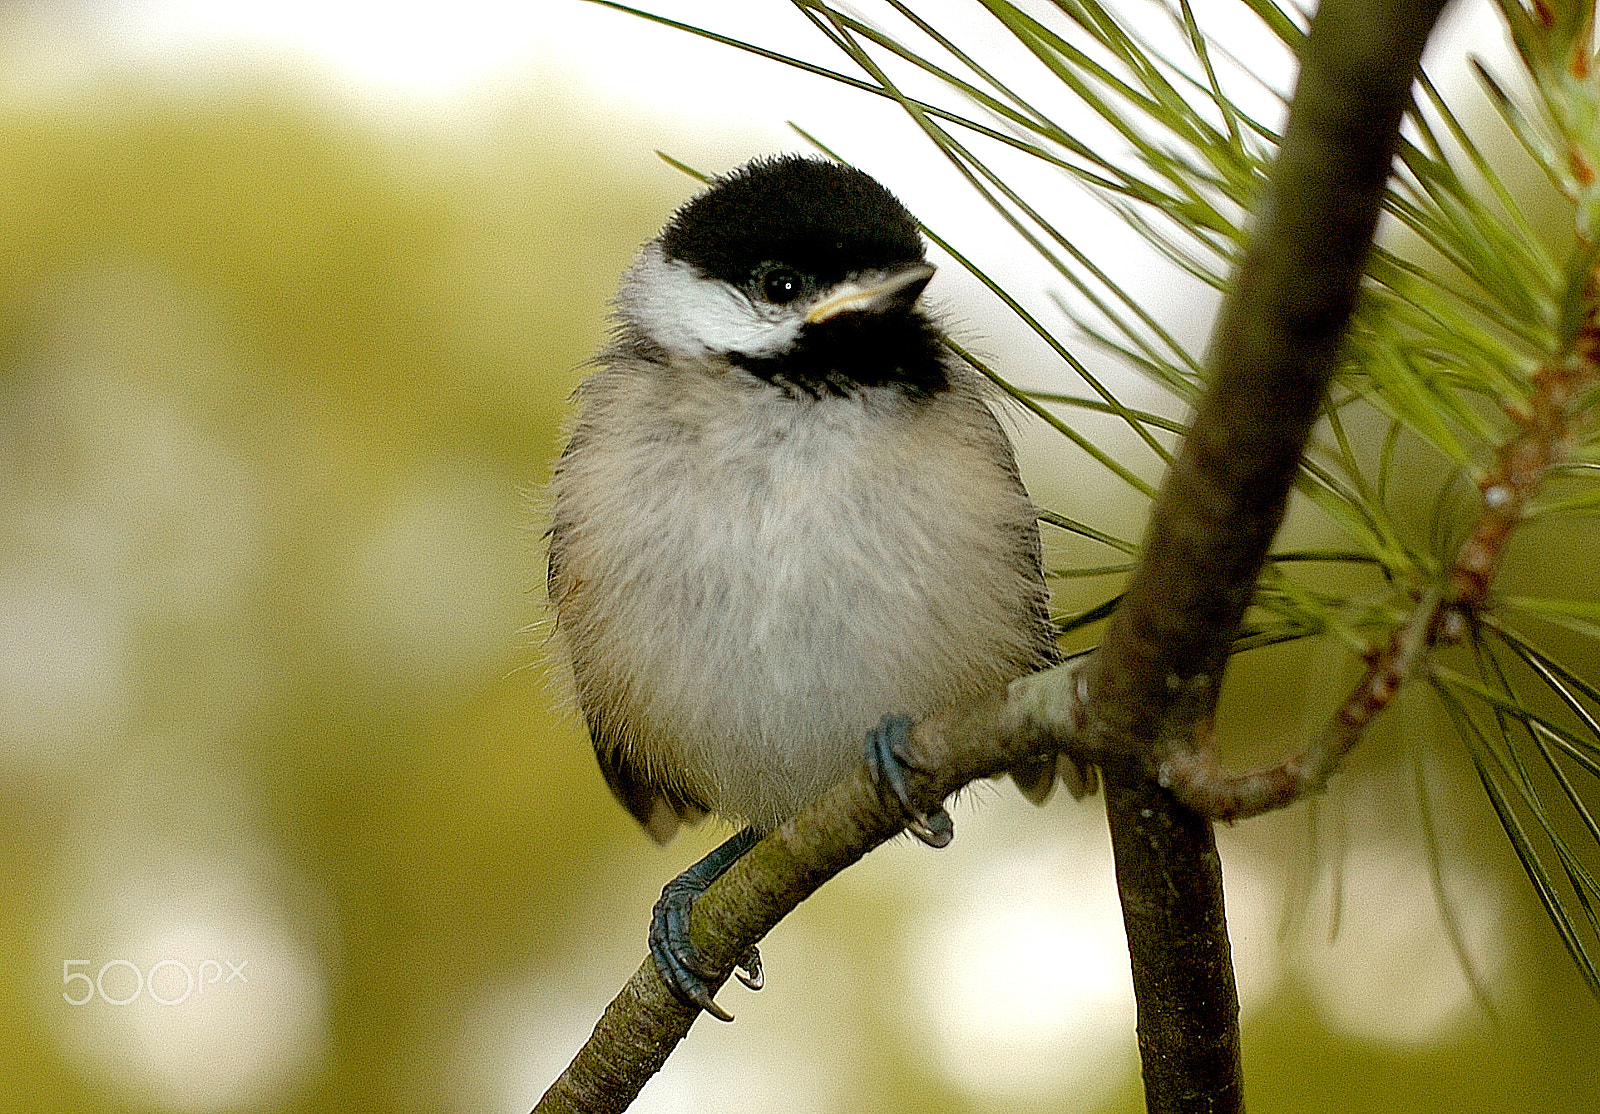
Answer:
660, 156, 926, 288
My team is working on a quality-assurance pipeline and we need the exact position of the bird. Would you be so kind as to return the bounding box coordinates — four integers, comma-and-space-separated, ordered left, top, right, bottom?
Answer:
546, 154, 1070, 1020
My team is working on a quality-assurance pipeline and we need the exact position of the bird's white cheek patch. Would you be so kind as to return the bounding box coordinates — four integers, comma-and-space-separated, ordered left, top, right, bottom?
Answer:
619, 246, 800, 359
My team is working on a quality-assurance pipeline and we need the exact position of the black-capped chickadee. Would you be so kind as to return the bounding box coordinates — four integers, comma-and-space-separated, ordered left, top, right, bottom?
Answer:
547, 155, 1065, 1019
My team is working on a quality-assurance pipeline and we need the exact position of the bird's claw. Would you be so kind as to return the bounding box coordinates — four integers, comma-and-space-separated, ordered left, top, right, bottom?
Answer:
733, 946, 763, 991
866, 712, 954, 848
647, 828, 761, 1022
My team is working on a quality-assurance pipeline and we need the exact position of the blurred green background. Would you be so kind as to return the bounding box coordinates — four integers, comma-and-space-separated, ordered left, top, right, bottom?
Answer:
1, 3, 1598, 1113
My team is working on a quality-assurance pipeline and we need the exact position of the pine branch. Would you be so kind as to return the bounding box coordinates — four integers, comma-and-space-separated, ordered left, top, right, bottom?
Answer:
537, 0, 1469, 1109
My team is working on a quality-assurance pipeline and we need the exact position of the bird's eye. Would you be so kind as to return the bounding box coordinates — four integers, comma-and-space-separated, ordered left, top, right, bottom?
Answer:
759, 267, 804, 305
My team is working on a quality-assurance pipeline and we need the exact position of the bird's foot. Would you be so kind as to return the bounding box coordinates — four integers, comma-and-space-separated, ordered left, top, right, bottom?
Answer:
648, 827, 761, 1021
866, 713, 954, 848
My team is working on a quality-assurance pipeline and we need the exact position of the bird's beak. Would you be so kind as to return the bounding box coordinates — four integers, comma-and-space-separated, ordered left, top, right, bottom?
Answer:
805, 262, 936, 325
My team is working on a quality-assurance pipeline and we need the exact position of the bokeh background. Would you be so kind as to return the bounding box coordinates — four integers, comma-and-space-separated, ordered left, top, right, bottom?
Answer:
1, 2, 1598, 1112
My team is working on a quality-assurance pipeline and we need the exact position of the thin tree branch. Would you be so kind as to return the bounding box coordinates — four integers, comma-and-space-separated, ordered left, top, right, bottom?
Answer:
533, 694, 1045, 1114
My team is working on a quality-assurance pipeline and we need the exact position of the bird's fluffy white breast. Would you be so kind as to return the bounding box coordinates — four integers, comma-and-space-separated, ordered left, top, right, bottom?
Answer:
617, 242, 801, 359
550, 358, 1048, 831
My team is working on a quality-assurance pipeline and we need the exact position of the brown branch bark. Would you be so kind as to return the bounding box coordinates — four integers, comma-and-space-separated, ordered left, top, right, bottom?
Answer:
533, 695, 1038, 1114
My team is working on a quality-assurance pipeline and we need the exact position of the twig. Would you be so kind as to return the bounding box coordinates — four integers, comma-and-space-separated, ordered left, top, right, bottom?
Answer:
1157, 265, 1600, 823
